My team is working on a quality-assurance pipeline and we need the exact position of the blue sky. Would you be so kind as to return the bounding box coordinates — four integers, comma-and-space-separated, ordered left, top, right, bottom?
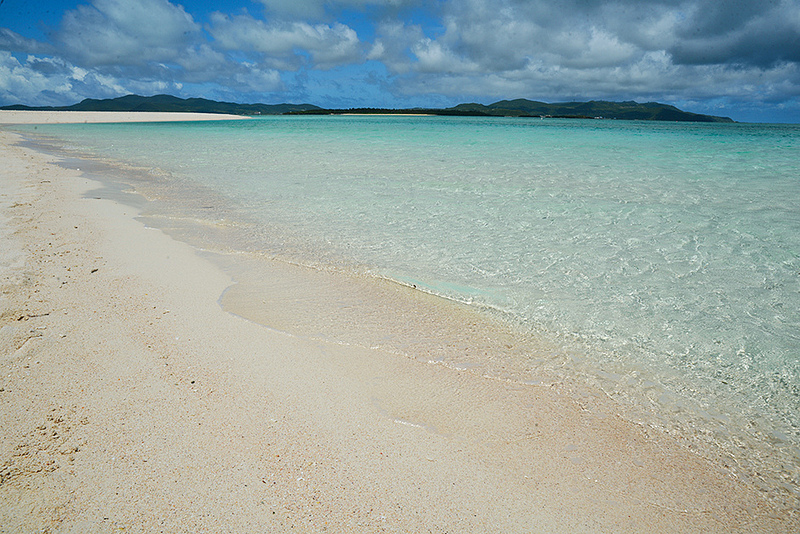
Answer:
1, 0, 799, 122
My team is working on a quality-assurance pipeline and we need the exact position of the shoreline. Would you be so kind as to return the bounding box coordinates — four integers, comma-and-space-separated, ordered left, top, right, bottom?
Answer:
0, 110, 247, 124
1, 119, 797, 531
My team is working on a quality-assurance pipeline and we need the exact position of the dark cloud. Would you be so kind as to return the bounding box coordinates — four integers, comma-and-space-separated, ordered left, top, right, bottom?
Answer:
676, 0, 780, 37
670, 1, 800, 67
428, 0, 800, 70
361, 0, 800, 115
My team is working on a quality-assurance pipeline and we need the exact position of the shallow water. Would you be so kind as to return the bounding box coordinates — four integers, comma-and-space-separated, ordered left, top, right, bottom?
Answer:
13, 116, 800, 504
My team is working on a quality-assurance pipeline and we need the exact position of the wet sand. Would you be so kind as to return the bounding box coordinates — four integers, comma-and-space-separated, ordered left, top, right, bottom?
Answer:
0, 115, 797, 532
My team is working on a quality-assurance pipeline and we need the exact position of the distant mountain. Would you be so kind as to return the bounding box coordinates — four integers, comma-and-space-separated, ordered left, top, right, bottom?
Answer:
1, 94, 734, 122
445, 99, 734, 122
1, 94, 322, 115
295, 99, 734, 122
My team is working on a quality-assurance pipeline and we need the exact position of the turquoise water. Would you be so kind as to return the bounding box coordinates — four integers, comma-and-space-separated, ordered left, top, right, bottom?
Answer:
16, 116, 800, 500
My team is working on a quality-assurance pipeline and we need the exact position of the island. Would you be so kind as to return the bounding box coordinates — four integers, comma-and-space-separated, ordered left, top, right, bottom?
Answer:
1, 94, 734, 122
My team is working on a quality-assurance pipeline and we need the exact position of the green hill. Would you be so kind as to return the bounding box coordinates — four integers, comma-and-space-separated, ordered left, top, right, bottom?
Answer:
2, 95, 734, 122
1, 94, 321, 115
291, 98, 733, 122
447, 99, 733, 122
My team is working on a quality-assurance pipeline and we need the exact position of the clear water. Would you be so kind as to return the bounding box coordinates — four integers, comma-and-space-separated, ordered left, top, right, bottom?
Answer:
15, 116, 800, 501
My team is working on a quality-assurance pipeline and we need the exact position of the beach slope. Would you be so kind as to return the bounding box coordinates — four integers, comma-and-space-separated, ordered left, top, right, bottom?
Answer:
0, 121, 795, 532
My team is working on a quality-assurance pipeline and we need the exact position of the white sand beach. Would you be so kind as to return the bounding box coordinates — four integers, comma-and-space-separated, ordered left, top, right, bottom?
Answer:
1, 114, 797, 532
0, 110, 246, 124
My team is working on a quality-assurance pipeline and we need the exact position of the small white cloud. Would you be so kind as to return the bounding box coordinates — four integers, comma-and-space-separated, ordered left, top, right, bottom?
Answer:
560, 27, 639, 69
70, 66, 89, 82
308, 23, 362, 68
369, 21, 425, 74
366, 41, 386, 61
232, 67, 284, 93
412, 38, 479, 74
208, 13, 363, 69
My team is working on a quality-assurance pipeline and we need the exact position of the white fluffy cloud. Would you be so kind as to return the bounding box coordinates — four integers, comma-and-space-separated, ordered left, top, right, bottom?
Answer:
0, 53, 65, 105
0, 51, 183, 106
56, 0, 200, 66
208, 13, 363, 69
0, 0, 289, 103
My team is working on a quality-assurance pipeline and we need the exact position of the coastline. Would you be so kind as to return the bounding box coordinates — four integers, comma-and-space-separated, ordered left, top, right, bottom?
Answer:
1, 117, 797, 531
0, 110, 247, 124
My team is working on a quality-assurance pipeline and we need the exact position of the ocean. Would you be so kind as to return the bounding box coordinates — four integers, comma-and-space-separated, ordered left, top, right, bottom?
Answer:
14, 115, 800, 504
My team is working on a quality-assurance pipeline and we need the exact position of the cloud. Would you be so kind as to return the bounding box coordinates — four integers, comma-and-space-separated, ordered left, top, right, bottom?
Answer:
0, 51, 181, 106
411, 38, 480, 74
256, 0, 416, 20
0, 0, 288, 105
55, 0, 200, 67
364, 0, 799, 109
0, 52, 65, 105
0, 28, 55, 56
0, 0, 798, 119
446, 0, 800, 70
208, 12, 363, 69
368, 21, 425, 74
669, 0, 800, 67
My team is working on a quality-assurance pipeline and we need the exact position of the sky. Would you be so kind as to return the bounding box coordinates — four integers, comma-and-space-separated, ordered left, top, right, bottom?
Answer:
1, 0, 799, 122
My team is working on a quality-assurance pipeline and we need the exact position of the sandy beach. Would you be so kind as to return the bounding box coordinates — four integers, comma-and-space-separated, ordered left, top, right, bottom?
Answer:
1, 113, 797, 532
0, 110, 246, 124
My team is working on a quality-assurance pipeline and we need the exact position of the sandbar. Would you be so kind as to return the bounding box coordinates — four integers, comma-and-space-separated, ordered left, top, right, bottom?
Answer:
0, 110, 247, 124
0, 117, 797, 532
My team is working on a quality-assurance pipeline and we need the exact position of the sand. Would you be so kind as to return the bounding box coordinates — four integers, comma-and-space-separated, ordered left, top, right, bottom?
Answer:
1, 114, 797, 533
0, 110, 246, 124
